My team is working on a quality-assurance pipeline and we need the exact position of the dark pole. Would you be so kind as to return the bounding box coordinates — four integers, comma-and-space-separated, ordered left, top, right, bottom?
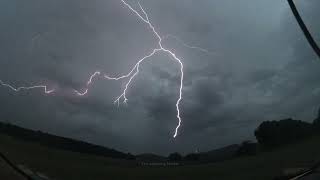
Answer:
287, 0, 320, 59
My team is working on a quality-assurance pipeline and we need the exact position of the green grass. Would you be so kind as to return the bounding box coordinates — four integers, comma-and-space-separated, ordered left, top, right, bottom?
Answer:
0, 134, 320, 180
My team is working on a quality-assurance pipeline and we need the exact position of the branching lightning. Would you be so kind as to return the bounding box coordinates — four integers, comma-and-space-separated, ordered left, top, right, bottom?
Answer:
104, 48, 161, 106
74, 71, 101, 96
0, 80, 54, 94
0, 0, 211, 138
163, 34, 213, 54
104, 0, 184, 137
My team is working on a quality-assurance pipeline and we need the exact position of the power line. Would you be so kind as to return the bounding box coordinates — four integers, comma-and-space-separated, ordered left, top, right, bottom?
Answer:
287, 0, 320, 59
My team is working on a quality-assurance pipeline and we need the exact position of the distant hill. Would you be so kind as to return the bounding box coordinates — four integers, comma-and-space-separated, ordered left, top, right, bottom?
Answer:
1, 125, 320, 179
0, 122, 134, 160
198, 144, 240, 163
136, 153, 167, 162
0, 121, 243, 164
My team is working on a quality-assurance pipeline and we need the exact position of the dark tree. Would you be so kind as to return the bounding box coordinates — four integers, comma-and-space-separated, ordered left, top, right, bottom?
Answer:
255, 118, 314, 148
168, 152, 182, 161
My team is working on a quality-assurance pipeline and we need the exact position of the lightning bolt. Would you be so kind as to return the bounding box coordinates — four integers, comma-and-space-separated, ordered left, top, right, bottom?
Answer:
103, 0, 184, 138
74, 71, 101, 96
163, 34, 213, 54
0, 0, 212, 138
0, 80, 54, 94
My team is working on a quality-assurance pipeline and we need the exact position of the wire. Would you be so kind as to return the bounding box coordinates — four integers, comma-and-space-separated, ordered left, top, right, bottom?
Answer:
287, 0, 320, 59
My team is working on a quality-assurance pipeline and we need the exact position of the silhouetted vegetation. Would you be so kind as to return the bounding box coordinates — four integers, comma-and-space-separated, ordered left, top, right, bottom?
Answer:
2, 106, 320, 167
255, 118, 315, 148
2, 106, 320, 179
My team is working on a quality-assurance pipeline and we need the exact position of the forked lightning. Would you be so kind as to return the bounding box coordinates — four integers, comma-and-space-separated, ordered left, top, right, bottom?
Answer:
0, 0, 212, 138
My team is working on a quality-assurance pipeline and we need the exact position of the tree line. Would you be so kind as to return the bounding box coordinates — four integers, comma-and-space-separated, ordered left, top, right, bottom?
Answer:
168, 107, 320, 162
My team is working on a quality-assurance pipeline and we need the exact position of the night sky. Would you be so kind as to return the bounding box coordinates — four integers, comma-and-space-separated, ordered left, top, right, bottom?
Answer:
0, 0, 319, 155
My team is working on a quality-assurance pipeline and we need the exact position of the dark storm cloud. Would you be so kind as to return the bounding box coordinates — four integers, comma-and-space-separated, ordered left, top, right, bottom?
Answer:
0, 0, 320, 154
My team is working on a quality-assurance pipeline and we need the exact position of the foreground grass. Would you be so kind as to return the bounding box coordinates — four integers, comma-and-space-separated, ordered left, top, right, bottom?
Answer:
0, 134, 320, 180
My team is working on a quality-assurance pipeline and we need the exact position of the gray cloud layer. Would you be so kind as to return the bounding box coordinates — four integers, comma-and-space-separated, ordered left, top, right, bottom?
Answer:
0, 0, 319, 155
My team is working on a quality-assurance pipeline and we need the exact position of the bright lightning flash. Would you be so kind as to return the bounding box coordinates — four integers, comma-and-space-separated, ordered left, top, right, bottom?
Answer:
74, 71, 101, 96
104, 0, 184, 138
0, 0, 212, 138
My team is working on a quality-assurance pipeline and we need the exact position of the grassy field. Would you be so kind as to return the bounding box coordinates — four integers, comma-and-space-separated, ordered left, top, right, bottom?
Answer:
1, 134, 320, 180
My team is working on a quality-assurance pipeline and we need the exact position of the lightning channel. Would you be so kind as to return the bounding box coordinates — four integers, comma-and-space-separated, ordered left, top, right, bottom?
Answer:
0, 0, 212, 138
0, 80, 54, 94
104, 0, 184, 137
74, 71, 101, 96
163, 34, 213, 54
